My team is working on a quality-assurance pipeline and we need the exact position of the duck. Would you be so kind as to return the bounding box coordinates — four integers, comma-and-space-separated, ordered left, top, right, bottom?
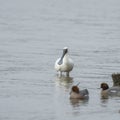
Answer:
70, 85, 89, 99
55, 47, 74, 77
100, 82, 120, 98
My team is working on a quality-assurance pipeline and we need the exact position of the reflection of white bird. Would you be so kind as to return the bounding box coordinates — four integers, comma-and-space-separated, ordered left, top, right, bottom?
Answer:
55, 47, 74, 77
55, 75, 73, 88
100, 83, 120, 99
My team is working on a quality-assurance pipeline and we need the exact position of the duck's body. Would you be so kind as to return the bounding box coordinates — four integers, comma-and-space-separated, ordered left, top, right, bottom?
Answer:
100, 83, 120, 98
70, 86, 89, 99
55, 47, 74, 76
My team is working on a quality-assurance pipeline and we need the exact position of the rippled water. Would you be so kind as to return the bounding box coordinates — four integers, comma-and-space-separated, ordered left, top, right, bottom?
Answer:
0, 0, 120, 120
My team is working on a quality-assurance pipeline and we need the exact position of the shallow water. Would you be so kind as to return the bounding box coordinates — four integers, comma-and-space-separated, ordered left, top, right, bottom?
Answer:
0, 0, 120, 120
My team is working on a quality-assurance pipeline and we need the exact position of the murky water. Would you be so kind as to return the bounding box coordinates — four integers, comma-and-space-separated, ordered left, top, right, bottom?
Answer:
0, 0, 120, 120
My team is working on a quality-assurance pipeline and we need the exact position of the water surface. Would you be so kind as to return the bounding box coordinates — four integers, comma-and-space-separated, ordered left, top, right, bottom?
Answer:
0, 0, 120, 120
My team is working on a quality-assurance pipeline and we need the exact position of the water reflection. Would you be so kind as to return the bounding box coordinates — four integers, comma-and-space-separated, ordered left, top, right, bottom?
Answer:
55, 74, 73, 89
70, 98, 89, 108
100, 94, 109, 99
100, 93, 120, 100
119, 110, 120, 113
101, 98, 109, 104
100, 98, 109, 108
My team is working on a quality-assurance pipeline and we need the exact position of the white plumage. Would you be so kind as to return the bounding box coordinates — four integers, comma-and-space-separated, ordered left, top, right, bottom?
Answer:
55, 47, 74, 76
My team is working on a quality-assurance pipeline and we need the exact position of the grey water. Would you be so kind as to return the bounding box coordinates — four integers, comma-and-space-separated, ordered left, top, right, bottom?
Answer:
0, 0, 120, 120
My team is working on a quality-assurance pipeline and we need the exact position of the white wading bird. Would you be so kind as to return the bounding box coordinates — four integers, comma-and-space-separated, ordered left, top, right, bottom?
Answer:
55, 47, 74, 77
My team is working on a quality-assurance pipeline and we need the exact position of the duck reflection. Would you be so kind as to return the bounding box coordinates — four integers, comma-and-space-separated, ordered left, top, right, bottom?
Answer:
55, 74, 73, 89
100, 98, 109, 108
70, 98, 89, 107
100, 98, 109, 104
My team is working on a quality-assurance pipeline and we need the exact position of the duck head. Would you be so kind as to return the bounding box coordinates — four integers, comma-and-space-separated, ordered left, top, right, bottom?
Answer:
101, 83, 109, 90
71, 86, 80, 93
